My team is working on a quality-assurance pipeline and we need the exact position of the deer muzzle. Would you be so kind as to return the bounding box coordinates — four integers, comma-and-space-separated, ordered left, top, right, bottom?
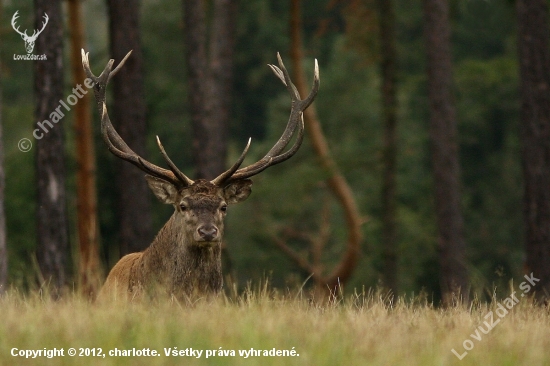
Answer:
196, 225, 219, 242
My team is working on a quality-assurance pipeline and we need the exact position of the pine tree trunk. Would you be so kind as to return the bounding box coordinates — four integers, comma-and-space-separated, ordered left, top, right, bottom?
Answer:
68, 0, 101, 298
0, 102, 5, 295
378, 0, 398, 296
206, 0, 236, 178
0, 0, 6, 293
183, 0, 235, 180
107, 0, 152, 255
423, 0, 468, 305
34, 0, 69, 293
183, 0, 207, 179
516, 0, 550, 300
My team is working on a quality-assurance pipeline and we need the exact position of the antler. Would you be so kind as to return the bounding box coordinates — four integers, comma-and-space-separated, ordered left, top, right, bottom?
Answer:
211, 53, 319, 185
29, 13, 49, 41
11, 11, 28, 38
11, 11, 48, 40
81, 49, 194, 188
81, 50, 318, 189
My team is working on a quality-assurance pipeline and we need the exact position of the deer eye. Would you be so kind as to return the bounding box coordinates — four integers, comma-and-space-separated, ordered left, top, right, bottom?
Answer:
180, 204, 188, 212
220, 205, 228, 213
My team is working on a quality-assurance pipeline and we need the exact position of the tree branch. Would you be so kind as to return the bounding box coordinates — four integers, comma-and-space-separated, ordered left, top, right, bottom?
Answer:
289, 0, 363, 292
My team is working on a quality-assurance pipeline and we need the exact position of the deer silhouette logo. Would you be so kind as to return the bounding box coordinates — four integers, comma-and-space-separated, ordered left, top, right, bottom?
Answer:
11, 11, 49, 54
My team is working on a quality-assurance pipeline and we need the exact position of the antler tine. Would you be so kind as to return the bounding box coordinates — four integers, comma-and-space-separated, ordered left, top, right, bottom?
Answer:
230, 115, 305, 180
81, 49, 116, 101
275, 52, 301, 101
156, 136, 194, 186
11, 11, 28, 37
109, 50, 133, 82
26, 13, 49, 40
210, 138, 252, 186
81, 49, 93, 78
36, 13, 48, 33
305, 58, 320, 108
83, 49, 190, 188
82, 49, 131, 154
267, 64, 286, 86
212, 54, 318, 184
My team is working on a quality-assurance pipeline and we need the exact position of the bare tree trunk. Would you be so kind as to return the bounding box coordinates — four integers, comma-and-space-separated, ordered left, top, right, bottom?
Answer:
287, 0, 363, 297
0, 98, 5, 296
107, 0, 152, 255
378, 0, 398, 296
183, 0, 236, 180
207, 0, 236, 178
423, 0, 468, 305
68, 0, 101, 298
34, 0, 69, 293
0, 0, 6, 294
516, 0, 550, 300
183, 0, 208, 178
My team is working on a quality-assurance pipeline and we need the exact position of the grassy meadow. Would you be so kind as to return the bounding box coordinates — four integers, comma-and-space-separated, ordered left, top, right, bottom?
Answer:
1, 286, 550, 366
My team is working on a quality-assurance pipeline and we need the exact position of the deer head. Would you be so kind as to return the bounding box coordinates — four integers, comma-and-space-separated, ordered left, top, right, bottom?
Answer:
11, 11, 49, 54
82, 50, 319, 300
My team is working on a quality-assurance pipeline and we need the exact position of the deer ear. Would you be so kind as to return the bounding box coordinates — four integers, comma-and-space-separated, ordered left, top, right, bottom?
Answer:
145, 175, 178, 204
223, 179, 252, 204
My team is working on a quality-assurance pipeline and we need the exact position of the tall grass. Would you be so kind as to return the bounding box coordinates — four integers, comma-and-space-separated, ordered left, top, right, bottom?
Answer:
1, 286, 549, 365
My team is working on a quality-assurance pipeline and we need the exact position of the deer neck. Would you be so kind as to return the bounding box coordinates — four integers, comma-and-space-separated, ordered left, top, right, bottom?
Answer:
144, 213, 223, 297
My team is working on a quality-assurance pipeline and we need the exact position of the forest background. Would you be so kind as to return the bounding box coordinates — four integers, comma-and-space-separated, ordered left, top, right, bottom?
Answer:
0, 0, 538, 303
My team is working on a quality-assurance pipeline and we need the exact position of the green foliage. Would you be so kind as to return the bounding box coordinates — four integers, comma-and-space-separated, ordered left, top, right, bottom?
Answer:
0, 0, 525, 298
2, 2, 37, 285
456, 56, 522, 294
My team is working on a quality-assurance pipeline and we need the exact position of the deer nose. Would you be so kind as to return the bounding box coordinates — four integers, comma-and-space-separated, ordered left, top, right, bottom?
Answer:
198, 225, 218, 241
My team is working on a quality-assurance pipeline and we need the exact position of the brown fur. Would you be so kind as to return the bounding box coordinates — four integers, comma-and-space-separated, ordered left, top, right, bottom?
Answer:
97, 179, 251, 302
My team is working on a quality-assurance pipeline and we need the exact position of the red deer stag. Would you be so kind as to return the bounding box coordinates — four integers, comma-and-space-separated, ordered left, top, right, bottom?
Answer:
82, 50, 319, 301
